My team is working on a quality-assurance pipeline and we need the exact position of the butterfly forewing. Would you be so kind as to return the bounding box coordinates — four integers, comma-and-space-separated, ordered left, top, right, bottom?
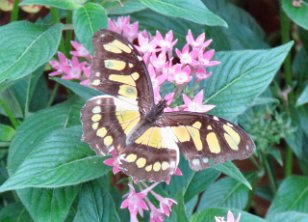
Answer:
90, 30, 154, 114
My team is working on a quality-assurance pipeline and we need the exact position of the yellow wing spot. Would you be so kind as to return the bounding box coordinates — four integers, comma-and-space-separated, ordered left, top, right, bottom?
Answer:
112, 40, 132, 53
92, 79, 101, 86
136, 157, 146, 168
91, 114, 102, 122
103, 43, 122, 53
118, 85, 137, 100
172, 126, 190, 142
109, 74, 136, 86
223, 124, 241, 144
131, 72, 140, 80
128, 63, 134, 68
148, 127, 162, 148
193, 121, 202, 129
224, 133, 239, 150
96, 127, 107, 138
135, 128, 153, 145
105, 60, 126, 71
104, 136, 113, 146
126, 153, 137, 163
207, 125, 212, 130
161, 161, 169, 171
153, 162, 161, 172
206, 132, 221, 153
187, 126, 203, 151
92, 106, 101, 114
145, 165, 152, 172
92, 123, 99, 130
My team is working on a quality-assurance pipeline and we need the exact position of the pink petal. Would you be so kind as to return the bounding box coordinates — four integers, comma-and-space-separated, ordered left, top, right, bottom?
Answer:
182, 94, 192, 105
193, 90, 204, 104
227, 210, 235, 222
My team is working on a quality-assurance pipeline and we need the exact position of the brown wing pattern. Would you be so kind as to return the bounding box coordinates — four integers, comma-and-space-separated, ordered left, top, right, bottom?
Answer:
81, 95, 141, 155
156, 112, 255, 171
90, 29, 154, 114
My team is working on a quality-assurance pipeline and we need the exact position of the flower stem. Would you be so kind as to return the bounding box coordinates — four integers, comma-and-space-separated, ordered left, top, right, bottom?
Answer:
10, 0, 19, 21
280, 8, 294, 177
47, 83, 60, 107
264, 156, 277, 194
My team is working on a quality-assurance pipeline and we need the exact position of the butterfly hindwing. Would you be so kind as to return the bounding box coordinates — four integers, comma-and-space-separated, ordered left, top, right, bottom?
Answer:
81, 95, 141, 155
156, 112, 255, 171
91, 30, 154, 114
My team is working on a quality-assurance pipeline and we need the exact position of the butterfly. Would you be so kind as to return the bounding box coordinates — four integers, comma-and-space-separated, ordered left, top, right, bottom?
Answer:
81, 29, 255, 182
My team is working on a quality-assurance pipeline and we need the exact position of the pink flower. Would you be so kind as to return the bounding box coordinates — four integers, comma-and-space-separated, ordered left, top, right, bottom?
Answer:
182, 90, 215, 113
215, 210, 241, 222
103, 150, 121, 174
155, 30, 177, 56
123, 21, 139, 42
172, 64, 192, 85
151, 192, 177, 217
175, 44, 198, 65
70, 41, 91, 59
186, 30, 205, 48
62, 56, 86, 80
198, 49, 220, 67
136, 33, 158, 58
49, 52, 69, 76
149, 53, 167, 71
108, 16, 131, 34
121, 184, 149, 221
149, 203, 166, 222
194, 67, 211, 81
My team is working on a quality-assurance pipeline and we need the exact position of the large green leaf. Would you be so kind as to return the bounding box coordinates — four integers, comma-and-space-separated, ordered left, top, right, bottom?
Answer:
139, 0, 227, 27
202, 42, 293, 120
20, 0, 86, 10
184, 168, 220, 202
74, 180, 120, 222
190, 208, 265, 222
197, 177, 250, 210
281, 0, 308, 30
105, 0, 146, 15
267, 176, 308, 217
17, 186, 80, 222
212, 162, 251, 189
0, 126, 109, 192
296, 85, 308, 106
0, 21, 63, 86
0, 124, 15, 141
267, 212, 308, 222
52, 77, 101, 101
73, 2, 108, 53
0, 203, 32, 222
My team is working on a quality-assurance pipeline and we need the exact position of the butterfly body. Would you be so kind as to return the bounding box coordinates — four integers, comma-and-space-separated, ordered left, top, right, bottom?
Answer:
81, 29, 255, 182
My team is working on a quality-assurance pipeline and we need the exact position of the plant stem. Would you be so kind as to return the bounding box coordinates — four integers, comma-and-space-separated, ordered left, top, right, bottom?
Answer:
0, 99, 18, 128
10, 0, 19, 21
47, 83, 59, 107
65, 11, 73, 53
280, 8, 294, 177
264, 156, 277, 194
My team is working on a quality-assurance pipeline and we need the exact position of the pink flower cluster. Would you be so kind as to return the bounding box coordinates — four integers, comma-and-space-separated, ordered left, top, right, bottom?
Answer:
49, 16, 220, 112
120, 183, 177, 222
215, 210, 241, 222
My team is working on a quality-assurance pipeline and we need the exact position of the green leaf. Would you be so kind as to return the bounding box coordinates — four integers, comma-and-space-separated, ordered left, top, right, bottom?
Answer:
52, 77, 101, 101
166, 190, 188, 222
202, 42, 293, 120
0, 203, 32, 222
0, 126, 109, 192
7, 98, 82, 174
73, 2, 108, 53
197, 177, 250, 210
267, 212, 308, 222
296, 85, 308, 106
190, 208, 265, 222
267, 176, 308, 217
139, 0, 227, 27
106, 0, 146, 15
0, 21, 63, 86
17, 186, 80, 222
74, 180, 120, 222
0, 124, 15, 141
281, 0, 308, 30
184, 169, 220, 202
211, 162, 251, 190
20, 0, 86, 10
